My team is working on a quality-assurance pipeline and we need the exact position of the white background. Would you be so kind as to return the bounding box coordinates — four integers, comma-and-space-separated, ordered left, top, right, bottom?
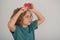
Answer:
0, 0, 60, 40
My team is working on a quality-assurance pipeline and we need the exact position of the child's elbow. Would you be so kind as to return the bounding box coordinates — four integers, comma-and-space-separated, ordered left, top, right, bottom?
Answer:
38, 17, 45, 25
42, 17, 45, 22
40, 17, 45, 23
41, 17, 45, 23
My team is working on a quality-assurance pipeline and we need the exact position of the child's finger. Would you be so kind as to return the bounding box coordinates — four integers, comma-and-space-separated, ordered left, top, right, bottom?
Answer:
21, 7, 27, 11
20, 7, 27, 13
23, 7, 28, 11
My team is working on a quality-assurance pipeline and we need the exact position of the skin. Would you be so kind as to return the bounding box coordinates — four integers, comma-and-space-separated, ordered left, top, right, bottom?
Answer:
8, 4, 45, 32
22, 11, 33, 28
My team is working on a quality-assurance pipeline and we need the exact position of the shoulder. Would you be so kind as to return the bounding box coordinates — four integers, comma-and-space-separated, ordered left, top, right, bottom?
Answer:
31, 20, 38, 26
29, 20, 38, 31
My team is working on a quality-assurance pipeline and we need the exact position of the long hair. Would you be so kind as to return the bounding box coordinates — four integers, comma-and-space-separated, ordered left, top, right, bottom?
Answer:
10, 8, 32, 27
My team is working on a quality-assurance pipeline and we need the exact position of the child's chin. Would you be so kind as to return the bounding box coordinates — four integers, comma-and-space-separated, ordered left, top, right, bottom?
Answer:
28, 23, 31, 25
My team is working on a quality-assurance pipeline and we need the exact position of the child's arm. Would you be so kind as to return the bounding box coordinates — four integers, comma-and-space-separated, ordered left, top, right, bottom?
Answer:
8, 7, 27, 32
31, 8, 45, 26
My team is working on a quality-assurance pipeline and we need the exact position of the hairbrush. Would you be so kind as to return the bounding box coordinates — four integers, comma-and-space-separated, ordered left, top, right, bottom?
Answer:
24, 3, 31, 9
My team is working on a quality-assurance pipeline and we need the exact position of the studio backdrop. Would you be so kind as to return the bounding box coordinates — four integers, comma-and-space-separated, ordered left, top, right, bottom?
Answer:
0, 0, 60, 40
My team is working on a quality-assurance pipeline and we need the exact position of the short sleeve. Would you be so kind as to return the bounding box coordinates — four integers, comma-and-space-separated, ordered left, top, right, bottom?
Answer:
10, 25, 18, 40
11, 25, 17, 34
29, 20, 38, 31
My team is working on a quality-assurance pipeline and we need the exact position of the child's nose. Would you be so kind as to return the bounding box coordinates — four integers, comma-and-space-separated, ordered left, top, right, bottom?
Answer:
29, 19, 32, 22
28, 18, 32, 20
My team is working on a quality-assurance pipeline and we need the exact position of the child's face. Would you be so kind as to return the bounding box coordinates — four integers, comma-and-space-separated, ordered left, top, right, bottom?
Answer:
22, 11, 33, 26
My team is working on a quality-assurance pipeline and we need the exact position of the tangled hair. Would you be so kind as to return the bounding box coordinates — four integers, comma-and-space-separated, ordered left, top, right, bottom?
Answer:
10, 8, 32, 27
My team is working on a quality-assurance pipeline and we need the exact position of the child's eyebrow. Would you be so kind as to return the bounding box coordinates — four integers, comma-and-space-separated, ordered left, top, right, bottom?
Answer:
29, 14, 32, 16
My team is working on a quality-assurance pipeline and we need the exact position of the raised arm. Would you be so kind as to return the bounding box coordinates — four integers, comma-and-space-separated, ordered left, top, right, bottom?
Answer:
8, 7, 27, 32
31, 8, 45, 26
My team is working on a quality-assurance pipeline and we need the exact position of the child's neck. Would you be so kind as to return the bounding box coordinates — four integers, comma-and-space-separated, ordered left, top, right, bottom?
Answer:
22, 24, 28, 28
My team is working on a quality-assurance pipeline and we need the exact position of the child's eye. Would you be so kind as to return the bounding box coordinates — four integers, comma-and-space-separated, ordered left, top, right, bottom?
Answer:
26, 16, 29, 18
26, 16, 32, 18
30, 16, 32, 18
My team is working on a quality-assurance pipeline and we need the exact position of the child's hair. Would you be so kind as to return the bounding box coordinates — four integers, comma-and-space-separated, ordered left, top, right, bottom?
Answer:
10, 8, 32, 27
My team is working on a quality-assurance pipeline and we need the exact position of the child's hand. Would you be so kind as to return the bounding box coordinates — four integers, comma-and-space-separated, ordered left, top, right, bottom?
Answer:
19, 7, 27, 13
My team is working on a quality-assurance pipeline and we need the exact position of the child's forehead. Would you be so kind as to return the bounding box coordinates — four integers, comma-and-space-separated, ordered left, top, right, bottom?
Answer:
25, 11, 32, 16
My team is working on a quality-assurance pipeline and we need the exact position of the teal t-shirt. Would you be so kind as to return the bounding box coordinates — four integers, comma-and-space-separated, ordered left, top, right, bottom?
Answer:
11, 20, 38, 40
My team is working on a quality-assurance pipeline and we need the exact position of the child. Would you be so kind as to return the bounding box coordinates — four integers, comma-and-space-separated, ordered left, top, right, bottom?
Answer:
8, 3, 45, 40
